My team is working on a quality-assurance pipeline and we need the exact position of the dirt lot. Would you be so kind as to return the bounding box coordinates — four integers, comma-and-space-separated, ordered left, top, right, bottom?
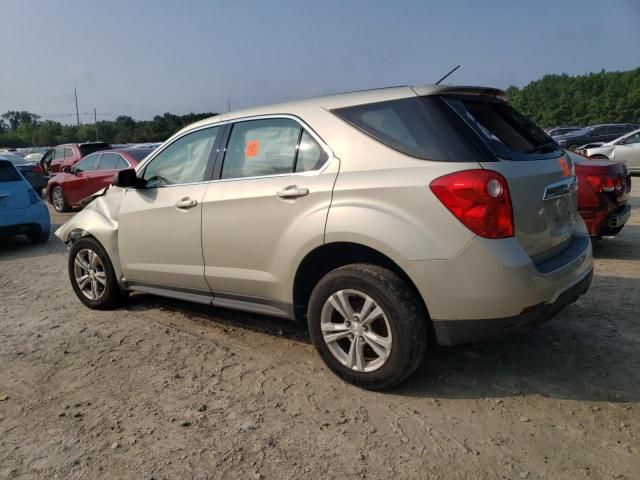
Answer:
1, 185, 639, 480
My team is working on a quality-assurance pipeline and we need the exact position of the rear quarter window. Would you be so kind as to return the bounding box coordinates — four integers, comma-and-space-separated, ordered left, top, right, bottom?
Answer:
332, 96, 483, 162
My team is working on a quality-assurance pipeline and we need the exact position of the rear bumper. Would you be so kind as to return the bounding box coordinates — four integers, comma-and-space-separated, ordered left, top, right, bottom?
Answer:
432, 268, 593, 345
0, 202, 51, 238
398, 220, 593, 345
580, 202, 631, 236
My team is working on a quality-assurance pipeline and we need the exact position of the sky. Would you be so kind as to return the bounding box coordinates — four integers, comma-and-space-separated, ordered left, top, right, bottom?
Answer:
1, 0, 639, 123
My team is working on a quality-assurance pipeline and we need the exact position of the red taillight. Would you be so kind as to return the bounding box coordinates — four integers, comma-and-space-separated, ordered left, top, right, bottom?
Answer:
586, 175, 617, 193
32, 164, 43, 174
430, 169, 514, 239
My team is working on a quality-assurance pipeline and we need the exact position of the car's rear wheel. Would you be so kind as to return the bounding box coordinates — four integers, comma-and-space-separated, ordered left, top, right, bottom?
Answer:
51, 186, 70, 212
68, 237, 125, 310
307, 264, 427, 390
590, 154, 609, 160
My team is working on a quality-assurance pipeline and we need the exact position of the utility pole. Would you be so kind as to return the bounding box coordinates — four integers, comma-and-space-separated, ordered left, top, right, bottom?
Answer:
94, 108, 98, 141
74, 87, 80, 127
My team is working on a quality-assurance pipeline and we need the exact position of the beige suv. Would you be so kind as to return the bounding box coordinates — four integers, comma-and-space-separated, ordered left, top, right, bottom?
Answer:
56, 85, 593, 389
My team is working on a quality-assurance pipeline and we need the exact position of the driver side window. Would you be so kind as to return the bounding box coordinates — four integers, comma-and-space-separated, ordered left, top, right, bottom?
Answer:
74, 154, 101, 173
142, 127, 220, 187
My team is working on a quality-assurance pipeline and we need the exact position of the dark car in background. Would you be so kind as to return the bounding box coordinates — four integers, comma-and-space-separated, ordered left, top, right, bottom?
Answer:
41, 142, 112, 175
0, 151, 47, 193
46, 147, 154, 212
547, 126, 582, 137
555, 124, 638, 150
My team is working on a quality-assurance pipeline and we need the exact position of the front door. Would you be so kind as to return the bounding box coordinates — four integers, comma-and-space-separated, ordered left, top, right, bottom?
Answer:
118, 125, 221, 291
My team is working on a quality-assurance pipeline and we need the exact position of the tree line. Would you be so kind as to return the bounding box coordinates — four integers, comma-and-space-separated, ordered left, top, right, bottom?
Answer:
0, 111, 217, 148
506, 67, 640, 127
2, 68, 639, 148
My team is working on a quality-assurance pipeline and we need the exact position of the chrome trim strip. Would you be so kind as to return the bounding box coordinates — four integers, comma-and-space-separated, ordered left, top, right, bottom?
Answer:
543, 176, 578, 201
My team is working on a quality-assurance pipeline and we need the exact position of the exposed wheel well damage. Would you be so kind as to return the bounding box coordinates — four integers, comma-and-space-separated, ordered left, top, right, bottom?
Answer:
293, 241, 431, 325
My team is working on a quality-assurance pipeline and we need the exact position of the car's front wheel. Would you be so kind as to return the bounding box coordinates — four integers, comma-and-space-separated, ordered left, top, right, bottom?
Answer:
307, 264, 428, 390
51, 186, 70, 212
68, 237, 125, 310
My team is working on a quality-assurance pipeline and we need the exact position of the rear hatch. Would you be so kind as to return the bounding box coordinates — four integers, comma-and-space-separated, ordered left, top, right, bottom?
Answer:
0, 161, 31, 210
442, 94, 578, 262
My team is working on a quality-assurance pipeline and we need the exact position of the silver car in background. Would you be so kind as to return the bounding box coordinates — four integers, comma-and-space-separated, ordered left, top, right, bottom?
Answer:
56, 84, 593, 389
582, 128, 640, 173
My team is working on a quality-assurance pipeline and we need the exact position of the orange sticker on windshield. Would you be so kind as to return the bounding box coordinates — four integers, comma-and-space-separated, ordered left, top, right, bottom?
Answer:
245, 140, 259, 158
559, 157, 570, 177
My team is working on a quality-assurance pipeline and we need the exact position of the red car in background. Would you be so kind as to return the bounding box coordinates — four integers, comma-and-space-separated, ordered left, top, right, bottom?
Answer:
41, 142, 112, 175
46, 147, 154, 212
570, 152, 632, 238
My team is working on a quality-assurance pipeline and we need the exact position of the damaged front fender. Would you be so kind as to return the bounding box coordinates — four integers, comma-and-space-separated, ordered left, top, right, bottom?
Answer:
55, 186, 127, 280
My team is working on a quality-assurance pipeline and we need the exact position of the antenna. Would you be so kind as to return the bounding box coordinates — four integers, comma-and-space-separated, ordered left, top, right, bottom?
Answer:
74, 87, 80, 126
227, 98, 231, 112
435, 65, 461, 86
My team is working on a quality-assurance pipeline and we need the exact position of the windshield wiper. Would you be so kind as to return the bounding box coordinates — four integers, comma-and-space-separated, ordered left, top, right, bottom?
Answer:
525, 142, 559, 154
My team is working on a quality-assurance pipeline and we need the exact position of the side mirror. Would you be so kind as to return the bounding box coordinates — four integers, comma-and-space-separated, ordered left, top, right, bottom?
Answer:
62, 165, 72, 173
113, 168, 141, 188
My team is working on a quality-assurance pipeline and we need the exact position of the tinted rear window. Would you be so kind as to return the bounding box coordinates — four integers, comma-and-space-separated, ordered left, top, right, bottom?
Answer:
332, 96, 482, 162
0, 161, 21, 182
79, 143, 111, 156
125, 148, 154, 162
444, 96, 562, 160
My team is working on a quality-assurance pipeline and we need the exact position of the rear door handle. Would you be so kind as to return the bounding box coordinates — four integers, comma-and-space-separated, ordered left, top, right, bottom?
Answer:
276, 185, 309, 199
175, 197, 198, 209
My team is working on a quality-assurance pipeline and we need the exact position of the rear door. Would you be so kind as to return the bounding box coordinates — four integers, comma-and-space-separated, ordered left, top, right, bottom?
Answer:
201, 117, 338, 304
93, 152, 124, 191
0, 161, 31, 211
444, 95, 578, 262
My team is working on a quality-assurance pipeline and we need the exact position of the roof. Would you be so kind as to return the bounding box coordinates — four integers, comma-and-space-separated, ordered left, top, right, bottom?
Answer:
180, 84, 507, 133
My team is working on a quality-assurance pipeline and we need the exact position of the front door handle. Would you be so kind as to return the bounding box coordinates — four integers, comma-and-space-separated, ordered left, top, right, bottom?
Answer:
175, 197, 198, 209
276, 185, 309, 199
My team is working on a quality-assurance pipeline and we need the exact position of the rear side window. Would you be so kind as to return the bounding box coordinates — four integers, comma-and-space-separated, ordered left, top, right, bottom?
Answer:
74, 154, 101, 173
0, 161, 21, 182
333, 96, 481, 162
222, 118, 301, 179
98, 153, 122, 170
445, 97, 560, 160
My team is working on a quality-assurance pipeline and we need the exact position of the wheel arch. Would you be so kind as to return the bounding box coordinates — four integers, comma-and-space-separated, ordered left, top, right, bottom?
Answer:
292, 241, 432, 329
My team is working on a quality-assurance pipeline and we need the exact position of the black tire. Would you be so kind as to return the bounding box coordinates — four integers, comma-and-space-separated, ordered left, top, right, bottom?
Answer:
567, 144, 580, 151
590, 154, 609, 160
51, 186, 70, 212
68, 236, 125, 310
307, 264, 428, 390
28, 229, 50, 244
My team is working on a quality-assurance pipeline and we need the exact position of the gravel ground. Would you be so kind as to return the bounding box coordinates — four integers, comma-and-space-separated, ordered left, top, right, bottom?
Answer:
1, 184, 639, 480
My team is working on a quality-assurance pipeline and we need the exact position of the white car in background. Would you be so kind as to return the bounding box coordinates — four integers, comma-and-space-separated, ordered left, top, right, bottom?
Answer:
582, 128, 640, 173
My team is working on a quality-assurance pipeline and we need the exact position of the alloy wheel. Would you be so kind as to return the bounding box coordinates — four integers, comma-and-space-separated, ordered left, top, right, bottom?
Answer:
320, 289, 392, 372
52, 188, 64, 211
73, 248, 107, 300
